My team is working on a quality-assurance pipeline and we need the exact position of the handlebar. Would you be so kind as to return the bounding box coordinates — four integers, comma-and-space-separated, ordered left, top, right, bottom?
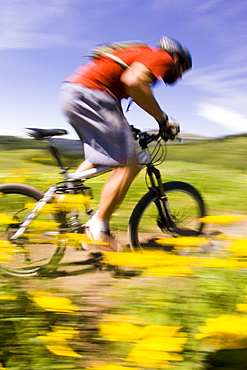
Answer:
130, 125, 159, 149
130, 125, 180, 149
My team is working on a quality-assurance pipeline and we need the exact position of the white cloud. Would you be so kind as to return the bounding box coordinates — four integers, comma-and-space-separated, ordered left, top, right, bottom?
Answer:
0, 0, 73, 49
149, 0, 247, 47
187, 55, 247, 134
1, 0, 246, 51
0, 0, 137, 50
189, 64, 247, 99
197, 103, 247, 133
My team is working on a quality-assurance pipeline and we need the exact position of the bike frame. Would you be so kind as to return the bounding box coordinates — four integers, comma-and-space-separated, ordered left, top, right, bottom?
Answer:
10, 130, 175, 241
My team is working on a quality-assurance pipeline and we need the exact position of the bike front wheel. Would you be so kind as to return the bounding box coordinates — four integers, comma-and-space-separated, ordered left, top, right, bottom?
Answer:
128, 181, 206, 249
0, 183, 66, 277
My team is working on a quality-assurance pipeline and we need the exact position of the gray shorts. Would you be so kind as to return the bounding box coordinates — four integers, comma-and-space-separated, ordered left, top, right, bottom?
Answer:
59, 82, 137, 166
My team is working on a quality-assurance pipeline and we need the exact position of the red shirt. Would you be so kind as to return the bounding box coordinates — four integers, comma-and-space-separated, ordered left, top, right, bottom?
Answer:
66, 46, 176, 100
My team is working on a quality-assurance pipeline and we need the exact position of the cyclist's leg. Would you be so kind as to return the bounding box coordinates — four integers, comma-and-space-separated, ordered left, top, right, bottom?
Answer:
97, 157, 140, 222
76, 159, 95, 172
84, 155, 139, 241
60, 83, 137, 242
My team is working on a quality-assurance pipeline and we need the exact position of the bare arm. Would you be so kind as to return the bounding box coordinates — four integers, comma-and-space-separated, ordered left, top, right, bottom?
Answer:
120, 62, 164, 123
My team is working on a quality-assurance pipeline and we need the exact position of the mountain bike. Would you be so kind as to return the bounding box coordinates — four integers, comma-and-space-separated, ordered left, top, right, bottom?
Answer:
0, 126, 206, 277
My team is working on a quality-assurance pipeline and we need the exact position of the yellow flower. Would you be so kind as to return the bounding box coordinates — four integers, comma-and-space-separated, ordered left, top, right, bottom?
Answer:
0, 213, 18, 224
235, 260, 247, 269
25, 203, 56, 212
37, 326, 81, 358
103, 250, 199, 278
53, 194, 91, 212
4, 177, 25, 183
236, 289, 247, 312
103, 250, 196, 268
10, 168, 29, 174
48, 326, 80, 340
126, 325, 187, 368
0, 363, 8, 369
63, 233, 108, 246
25, 194, 91, 213
126, 347, 176, 368
0, 240, 14, 248
199, 258, 238, 269
0, 294, 17, 300
199, 215, 247, 224
0, 240, 15, 263
156, 236, 209, 247
98, 319, 187, 368
99, 322, 141, 342
140, 325, 183, 339
228, 240, 247, 256
195, 315, 247, 349
133, 336, 186, 353
42, 344, 81, 358
28, 291, 79, 314
29, 220, 61, 229
236, 304, 247, 312
102, 251, 159, 267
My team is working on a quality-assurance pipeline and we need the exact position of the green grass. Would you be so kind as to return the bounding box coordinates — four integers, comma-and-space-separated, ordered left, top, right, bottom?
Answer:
0, 135, 246, 232
167, 135, 247, 171
1, 136, 247, 370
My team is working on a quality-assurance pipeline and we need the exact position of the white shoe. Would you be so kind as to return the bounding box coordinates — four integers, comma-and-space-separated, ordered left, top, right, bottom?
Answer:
85, 213, 108, 239
83, 226, 123, 252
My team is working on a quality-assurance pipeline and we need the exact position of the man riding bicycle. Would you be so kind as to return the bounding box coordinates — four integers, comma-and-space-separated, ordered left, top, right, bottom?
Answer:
60, 36, 192, 250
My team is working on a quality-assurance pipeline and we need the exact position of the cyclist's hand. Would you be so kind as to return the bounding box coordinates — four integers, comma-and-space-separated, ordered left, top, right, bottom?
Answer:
159, 115, 180, 141
166, 117, 180, 139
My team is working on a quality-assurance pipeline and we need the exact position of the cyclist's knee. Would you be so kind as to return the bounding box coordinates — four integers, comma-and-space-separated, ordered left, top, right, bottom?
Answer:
128, 155, 140, 176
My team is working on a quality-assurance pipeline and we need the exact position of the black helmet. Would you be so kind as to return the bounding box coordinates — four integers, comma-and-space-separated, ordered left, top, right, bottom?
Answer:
158, 36, 192, 72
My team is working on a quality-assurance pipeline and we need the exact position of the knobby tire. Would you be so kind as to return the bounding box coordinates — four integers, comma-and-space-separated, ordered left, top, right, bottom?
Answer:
128, 181, 206, 249
0, 183, 65, 277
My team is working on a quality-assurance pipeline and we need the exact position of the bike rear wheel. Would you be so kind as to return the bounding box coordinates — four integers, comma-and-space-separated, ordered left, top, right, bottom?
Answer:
128, 181, 206, 249
0, 183, 66, 277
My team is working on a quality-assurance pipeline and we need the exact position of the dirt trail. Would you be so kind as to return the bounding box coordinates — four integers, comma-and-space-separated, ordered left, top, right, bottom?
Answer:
20, 216, 247, 297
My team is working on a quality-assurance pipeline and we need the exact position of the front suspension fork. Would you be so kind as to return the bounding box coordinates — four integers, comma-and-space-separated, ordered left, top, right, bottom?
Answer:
147, 166, 175, 231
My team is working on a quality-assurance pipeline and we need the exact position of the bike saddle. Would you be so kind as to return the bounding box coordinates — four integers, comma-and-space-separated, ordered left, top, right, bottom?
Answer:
24, 128, 68, 140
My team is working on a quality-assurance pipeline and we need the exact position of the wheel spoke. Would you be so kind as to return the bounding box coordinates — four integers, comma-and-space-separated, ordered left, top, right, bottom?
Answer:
129, 181, 206, 249
0, 184, 65, 276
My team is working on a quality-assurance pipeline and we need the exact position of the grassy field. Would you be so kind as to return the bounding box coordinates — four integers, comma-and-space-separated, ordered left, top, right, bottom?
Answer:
0, 137, 247, 370
0, 135, 246, 232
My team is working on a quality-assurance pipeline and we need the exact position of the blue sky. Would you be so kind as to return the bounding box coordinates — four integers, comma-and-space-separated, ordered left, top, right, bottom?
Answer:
0, 0, 246, 138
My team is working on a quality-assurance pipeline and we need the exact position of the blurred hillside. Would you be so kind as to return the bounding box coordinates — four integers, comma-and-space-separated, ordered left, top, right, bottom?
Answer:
167, 133, 247, 172
1, 133, 247, 172
0, 131, 217, 151
0, 135, 83, 155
